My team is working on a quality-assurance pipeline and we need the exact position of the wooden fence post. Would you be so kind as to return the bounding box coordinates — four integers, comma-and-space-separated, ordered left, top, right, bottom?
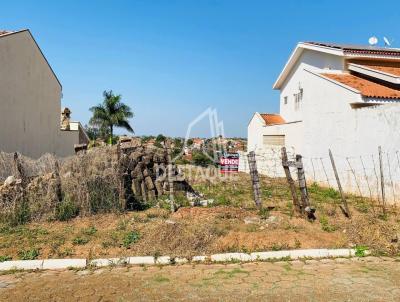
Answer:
247, 151, 262, 209
281, 147, 301, 213
13, 152, 27, 187
166, 141, 175, 212
378, 146, 386, 214
328, 149, 350, 218
295, 154, 310, 212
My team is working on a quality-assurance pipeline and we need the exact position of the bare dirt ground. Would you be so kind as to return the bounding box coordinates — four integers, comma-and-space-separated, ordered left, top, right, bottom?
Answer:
1, 257, 400, 301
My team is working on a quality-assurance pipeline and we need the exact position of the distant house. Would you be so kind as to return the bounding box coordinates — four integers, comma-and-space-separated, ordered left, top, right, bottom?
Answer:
0, 29, 88, 158
192, 138, 204, 149
246, 42, 400, 200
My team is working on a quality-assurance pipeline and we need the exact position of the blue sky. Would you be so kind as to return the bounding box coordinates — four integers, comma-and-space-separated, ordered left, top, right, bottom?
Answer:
1, 0, 400, 137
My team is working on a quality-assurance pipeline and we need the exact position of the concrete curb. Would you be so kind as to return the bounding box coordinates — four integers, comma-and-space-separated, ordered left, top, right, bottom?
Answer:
0, 248, 360, 271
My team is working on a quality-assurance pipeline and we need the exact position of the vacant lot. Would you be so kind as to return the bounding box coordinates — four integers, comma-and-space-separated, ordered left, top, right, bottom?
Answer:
0, 168, 399, 261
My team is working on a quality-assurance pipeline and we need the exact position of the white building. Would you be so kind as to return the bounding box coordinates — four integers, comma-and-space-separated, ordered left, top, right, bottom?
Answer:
0, 29, 88, 158
246, 42, 400, 202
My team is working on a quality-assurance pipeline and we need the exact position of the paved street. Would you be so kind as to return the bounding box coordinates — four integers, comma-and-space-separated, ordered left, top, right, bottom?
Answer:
1, 257, 399, 301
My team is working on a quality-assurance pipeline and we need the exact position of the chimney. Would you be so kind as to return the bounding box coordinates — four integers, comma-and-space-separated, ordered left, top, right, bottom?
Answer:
60, 107, 71, 130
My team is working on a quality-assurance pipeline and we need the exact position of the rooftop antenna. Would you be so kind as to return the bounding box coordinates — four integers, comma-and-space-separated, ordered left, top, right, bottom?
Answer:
383, 36, 393, 47
368, 36, 378, 46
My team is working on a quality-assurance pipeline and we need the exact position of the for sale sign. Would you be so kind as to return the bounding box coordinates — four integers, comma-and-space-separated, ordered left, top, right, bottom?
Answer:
220, 153, 239, 173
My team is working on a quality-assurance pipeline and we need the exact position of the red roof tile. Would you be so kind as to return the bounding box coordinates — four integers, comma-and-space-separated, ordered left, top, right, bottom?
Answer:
321, 73, 400, 99
260, 113, 286, 125
351, 61, 400, 77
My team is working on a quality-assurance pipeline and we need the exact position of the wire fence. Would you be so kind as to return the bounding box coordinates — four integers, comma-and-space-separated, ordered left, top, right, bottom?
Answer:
239, 146, 400, 206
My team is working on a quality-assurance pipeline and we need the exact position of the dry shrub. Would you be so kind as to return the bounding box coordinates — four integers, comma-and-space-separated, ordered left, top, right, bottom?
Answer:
0, 147, 122, 225
346, 213, 400, 255
131, 220, 217, 258
60, 147, 121, 216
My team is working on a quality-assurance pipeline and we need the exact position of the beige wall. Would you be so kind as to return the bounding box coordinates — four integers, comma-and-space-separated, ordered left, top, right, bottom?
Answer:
0, 30, 80, 158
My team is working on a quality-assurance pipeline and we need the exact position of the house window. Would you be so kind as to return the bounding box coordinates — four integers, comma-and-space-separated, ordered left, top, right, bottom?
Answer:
263, 135, 285, 146
283, 96, 288, 105
294, 88, 303, 111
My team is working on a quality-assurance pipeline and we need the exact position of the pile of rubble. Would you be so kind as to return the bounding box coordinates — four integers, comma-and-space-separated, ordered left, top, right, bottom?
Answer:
118, 140, 197, 208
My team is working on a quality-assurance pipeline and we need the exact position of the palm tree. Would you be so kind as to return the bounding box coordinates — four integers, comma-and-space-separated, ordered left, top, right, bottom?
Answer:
89, 90, 134, 145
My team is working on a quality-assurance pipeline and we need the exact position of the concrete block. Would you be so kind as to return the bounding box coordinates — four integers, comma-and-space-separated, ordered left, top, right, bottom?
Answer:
42, 259, 86, 270
289, 249, 329, 259
128, 256, 155, 265
250, 251, 290, 261
192, 256, 207, 262
327, 249, 353, 257
155, 256, 171, 265
210, 253, 252, 262
89, 257, 128, 267
0, 260, 43, 271
174, 257, 188, 264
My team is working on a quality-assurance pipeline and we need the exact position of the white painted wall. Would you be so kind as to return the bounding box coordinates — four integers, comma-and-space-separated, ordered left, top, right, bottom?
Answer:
279, 49, 344, 123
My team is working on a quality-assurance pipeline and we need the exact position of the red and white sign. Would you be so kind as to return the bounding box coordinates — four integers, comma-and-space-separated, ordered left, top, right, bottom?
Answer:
220, 153, 239, 173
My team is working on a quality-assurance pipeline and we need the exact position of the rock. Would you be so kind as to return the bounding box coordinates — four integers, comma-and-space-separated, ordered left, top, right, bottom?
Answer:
266, 216, 279, 224
165, 219, 176, 224
199, 199, 214, 207
145, 176, 155, 190
3, 176, 16, 186
244, 216, 260, 224
147, 189, 156, 200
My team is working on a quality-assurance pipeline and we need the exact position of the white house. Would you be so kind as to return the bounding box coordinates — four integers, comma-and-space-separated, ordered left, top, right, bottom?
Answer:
246, 42, 400, 202
0, 29, 88, 158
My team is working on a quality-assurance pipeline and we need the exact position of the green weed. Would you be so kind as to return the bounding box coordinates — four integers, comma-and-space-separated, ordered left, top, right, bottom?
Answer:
355, 245, 368, 257
319, 215, 336, 232
0, 255, 12, 262
55, 196, 79, 221
18, 248, 39, 260
72, 236, 90, 245
122, 231, 140, 248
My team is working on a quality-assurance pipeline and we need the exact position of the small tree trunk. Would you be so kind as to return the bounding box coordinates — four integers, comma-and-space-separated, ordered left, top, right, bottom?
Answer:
109, 125, 113, 145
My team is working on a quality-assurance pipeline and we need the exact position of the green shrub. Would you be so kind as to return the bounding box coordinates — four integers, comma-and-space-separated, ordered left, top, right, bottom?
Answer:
122, 231, 140, 248
319, 215, 336, 232
354, 202, 370, 213
55, 197, 79, 221
192, 152, 213, 167
82, 226, 97, 236
18, 248, 39, 260
0, 255, 12, 262
214, 195, 231, 206
72, 236, 89, 245
309, 183, 340, 199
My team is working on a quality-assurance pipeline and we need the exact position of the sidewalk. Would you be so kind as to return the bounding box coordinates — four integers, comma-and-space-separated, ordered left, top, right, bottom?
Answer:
1, 257, 399, 301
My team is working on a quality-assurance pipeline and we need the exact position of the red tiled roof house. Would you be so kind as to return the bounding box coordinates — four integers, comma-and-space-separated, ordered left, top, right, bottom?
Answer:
247, 41, 400, 200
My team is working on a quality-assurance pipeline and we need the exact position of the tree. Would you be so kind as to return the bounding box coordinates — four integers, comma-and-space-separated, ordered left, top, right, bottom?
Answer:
89, 90, 134, 145
156, 134, 166, 143
192, 151, 213, 167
